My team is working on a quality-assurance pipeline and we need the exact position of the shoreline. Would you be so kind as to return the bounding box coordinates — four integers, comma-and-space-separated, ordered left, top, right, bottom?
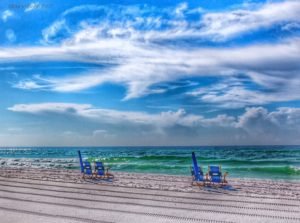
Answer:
1, 159, 299, 182
1, 146, 300, 181
0, 167, 300, 222
1, 166, 300, 182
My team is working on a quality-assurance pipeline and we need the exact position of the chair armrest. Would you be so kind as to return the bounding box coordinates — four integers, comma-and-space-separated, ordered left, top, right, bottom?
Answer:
205, 173, 210, 181
223, 172, 229, 183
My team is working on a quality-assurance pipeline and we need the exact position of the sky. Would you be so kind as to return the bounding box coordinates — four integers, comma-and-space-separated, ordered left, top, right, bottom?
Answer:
0, 0, 300, 146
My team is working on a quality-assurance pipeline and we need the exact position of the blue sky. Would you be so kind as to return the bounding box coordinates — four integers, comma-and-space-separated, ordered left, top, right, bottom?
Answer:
0, 0, 300, 146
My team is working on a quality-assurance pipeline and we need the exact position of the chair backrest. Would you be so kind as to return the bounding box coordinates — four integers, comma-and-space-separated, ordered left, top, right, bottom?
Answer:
94, 161, 105, 176
95, 161, 104, 170
192, 152, 204, 181
78, 150, 84, 173
209, 165, 222, 183
83, 161, 92, 169
209, 165, 222, 177
83, 161, 92, 175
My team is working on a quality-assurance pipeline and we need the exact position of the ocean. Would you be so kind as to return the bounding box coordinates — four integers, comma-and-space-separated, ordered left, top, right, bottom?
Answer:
0, 146, 300, 181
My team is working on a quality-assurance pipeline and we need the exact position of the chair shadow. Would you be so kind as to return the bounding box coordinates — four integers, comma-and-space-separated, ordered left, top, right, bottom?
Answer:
202, 184, 239, 193
83, 177, 114, 184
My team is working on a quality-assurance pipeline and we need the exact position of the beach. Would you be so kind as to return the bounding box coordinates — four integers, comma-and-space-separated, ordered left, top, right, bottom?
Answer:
0, 167, 299, 223
1, 0, 300, 222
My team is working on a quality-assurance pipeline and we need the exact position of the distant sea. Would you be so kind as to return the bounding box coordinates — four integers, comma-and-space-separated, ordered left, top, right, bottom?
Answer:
0, 146, 300, 181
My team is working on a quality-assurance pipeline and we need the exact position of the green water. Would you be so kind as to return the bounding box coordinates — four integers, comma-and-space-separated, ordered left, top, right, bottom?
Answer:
0, 146, 300, 180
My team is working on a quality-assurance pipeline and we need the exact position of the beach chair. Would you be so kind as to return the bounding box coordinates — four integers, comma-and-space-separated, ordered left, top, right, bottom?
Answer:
191, 152, 207, 186
94, 161, 105, 178
82, 161, 93, 178
94, 161, 114, 179
78, 150, 93, 178
208, 165, 228, 186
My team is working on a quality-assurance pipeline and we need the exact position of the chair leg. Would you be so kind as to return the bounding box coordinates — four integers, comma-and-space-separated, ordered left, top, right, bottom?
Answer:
106, 173, 114, 179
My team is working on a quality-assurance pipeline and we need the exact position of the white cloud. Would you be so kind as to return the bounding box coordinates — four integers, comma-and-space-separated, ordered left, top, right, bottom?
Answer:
174, 2, 188, 17
25, 2, 41, 12
42, 19, 68, 44
0, 66, 15, 71
236, 107, 273, 130
282, 22, 300, 31
92, 129, 115, 139
235, 107, 300, 142
62, 131, 75, 136
268, 107, 300, 128
8, 103, 92, 114
7, 127, 23, 133
5, 29, 16, 42
93, 129, 107, 135
14, 79, 45, 90
187, 76, 300, 108
200, 0, 300, 40
2, 10, 13, 22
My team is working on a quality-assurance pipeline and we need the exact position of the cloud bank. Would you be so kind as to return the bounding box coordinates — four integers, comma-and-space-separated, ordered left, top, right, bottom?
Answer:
8, 103, 300, 145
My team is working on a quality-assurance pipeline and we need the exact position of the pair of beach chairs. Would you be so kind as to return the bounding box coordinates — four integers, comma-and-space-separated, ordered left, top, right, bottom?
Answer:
191, 152, 228, 186
82, 161, 114, 179
78, 150, 114, 179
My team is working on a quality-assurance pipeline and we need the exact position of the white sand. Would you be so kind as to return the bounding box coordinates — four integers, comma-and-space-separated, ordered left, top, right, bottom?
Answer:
0, 167, 299, 223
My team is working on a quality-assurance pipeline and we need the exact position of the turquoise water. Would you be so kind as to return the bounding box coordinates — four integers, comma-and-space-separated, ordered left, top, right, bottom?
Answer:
0, 146, 300, 181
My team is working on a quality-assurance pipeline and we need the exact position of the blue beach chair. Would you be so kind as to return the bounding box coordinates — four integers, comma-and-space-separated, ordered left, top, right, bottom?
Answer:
78, 150, 93, 178
94, 161, 105, 178
94, 161, 114, 179
208, 165, 228, 186
83, 161, 93, 178
191, 152, 207, 186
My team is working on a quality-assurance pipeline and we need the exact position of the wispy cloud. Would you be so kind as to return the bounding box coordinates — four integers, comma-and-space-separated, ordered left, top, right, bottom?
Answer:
200, 0, 300, 41
42, 19, 68, 43
4, 37, 300, 105
41, 1, 300, 43
8, 103, 92, 115
1, 10, 13, 22
25, 2, 41, 12
282, 22, 300, 31
1, 1, 300, 108
7, 127, 23, 133
186, 76, 300, 108
5, 29, 16, 42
